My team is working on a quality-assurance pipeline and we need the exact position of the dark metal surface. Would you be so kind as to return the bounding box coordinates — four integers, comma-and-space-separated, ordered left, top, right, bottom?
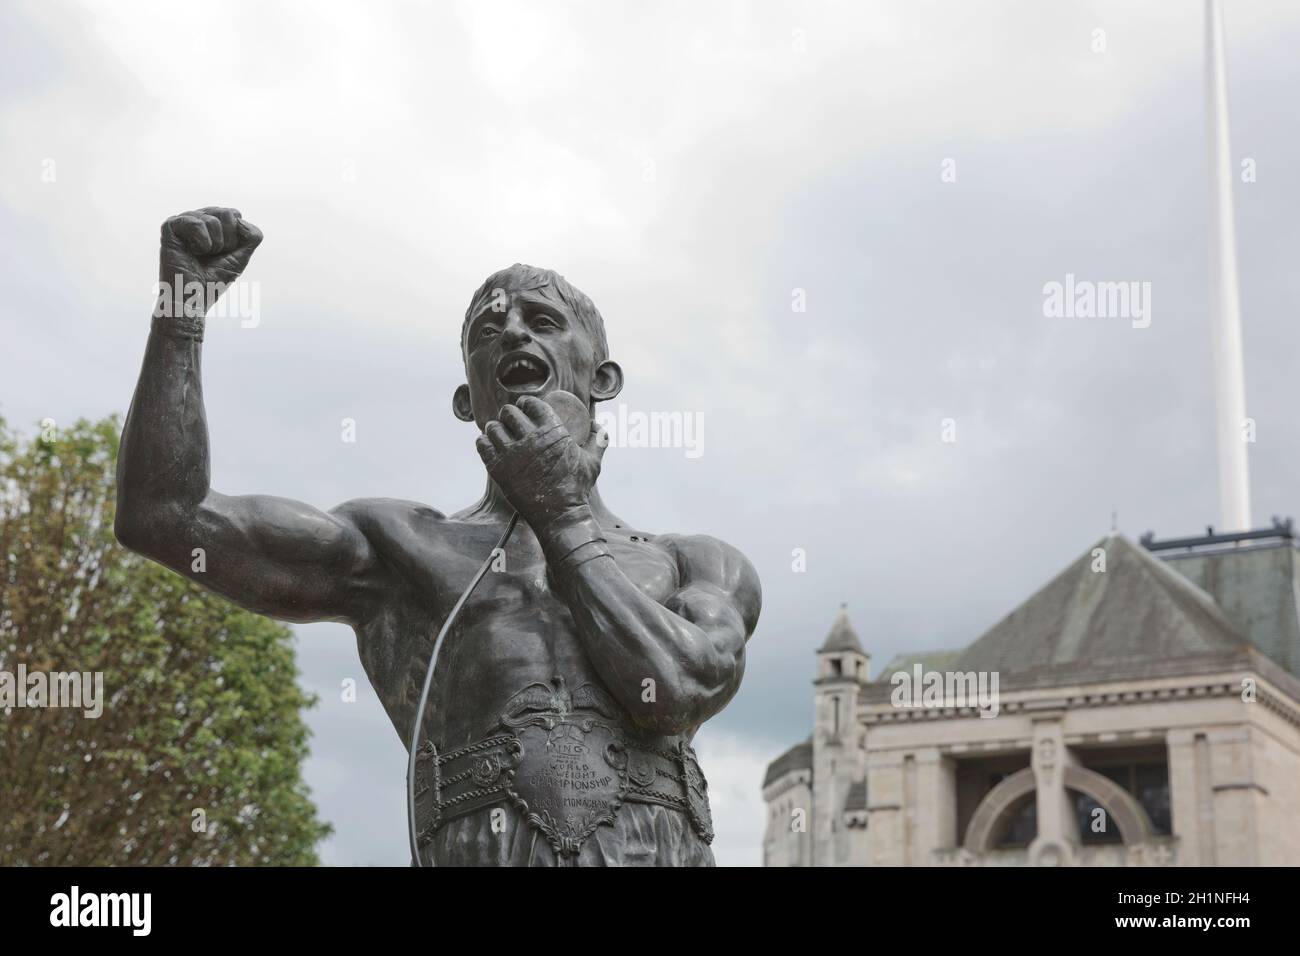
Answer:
1141, 516, 1295, 552
116, 208, 762, 866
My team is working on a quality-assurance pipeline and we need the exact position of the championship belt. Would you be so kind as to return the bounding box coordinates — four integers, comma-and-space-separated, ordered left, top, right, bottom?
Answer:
415, 676, 713, 859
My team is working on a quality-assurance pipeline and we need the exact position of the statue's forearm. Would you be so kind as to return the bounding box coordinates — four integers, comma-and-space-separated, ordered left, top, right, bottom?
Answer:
116, 317, 211, 539
541, 516, 742, 735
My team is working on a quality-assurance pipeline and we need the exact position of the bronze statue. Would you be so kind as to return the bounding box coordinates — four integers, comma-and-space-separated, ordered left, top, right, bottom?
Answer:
116, 207, 762, 866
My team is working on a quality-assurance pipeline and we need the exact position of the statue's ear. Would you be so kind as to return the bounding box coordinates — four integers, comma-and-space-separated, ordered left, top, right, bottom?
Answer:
591, 360, 624, 403
452, 384, 475, 422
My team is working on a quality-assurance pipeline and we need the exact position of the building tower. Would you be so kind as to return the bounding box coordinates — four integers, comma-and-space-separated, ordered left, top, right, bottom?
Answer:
812, 604, 870, 865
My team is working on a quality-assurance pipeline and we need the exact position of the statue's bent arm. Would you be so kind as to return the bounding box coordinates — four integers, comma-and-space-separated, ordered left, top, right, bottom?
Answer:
555, 533, 761, 736
114, 323, 385, 625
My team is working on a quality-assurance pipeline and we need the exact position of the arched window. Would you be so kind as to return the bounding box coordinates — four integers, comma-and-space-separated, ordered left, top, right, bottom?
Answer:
994, 792, 1037, 848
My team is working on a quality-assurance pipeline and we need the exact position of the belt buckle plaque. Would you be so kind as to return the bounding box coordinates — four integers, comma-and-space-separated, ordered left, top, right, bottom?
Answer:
501, 677, 630, 858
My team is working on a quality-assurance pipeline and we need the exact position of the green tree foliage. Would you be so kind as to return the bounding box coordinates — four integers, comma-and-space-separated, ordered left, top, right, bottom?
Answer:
0, 416, 331, 865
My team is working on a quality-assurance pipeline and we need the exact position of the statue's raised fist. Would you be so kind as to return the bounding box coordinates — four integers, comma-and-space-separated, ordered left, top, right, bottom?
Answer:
158, 207, 262, 316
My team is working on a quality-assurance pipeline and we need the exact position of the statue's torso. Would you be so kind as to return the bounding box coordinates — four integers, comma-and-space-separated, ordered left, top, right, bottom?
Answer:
349, 502, 683, 749
343, 501, 715, 864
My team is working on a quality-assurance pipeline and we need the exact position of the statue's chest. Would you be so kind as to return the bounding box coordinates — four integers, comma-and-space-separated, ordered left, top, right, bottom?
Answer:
584, 533, 680, 601
476, 532, 681, 609
356, 526, 682, 721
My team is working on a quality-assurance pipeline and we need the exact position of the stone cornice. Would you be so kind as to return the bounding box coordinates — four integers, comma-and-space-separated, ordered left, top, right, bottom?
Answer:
858, 667, 1300, 732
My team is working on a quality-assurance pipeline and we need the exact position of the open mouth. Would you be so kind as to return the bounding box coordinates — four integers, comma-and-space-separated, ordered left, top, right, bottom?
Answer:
495, 352, 551, 392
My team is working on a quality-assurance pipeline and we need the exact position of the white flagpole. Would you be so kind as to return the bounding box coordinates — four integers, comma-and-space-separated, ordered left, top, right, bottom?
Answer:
1206, 0, 1251, 531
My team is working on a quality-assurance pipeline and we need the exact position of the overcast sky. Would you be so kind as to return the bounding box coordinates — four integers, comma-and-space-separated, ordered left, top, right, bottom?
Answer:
3, 0, 1299, 866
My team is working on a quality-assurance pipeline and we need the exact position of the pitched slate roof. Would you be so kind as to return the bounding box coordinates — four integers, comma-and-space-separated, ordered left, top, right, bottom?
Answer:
762, 738, 812, 787
818, 604, 864, 654
877, 648, 963, 678
953, 533, 1248, 675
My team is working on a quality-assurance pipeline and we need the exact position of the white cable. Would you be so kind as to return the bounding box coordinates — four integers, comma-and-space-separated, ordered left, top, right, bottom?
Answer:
406, 510, 519, 867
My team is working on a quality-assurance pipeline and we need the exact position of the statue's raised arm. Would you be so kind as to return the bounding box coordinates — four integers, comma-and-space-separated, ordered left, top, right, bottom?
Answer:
115, 208, 387, 624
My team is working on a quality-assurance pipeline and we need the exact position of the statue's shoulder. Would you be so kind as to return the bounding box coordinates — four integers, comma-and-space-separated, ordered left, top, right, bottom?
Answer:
651, 532, 761, 636
654, 533, 760, 594
328, 497, 448, 544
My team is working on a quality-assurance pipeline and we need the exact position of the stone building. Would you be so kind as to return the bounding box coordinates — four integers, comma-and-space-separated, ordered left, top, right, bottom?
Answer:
762, 523, 1300, 866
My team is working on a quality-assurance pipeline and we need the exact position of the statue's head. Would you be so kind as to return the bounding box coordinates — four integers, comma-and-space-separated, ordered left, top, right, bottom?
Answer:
453, 264, 624, 430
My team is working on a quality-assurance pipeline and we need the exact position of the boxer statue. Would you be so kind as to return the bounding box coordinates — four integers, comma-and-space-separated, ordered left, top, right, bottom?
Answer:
116, 207, 761, 865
